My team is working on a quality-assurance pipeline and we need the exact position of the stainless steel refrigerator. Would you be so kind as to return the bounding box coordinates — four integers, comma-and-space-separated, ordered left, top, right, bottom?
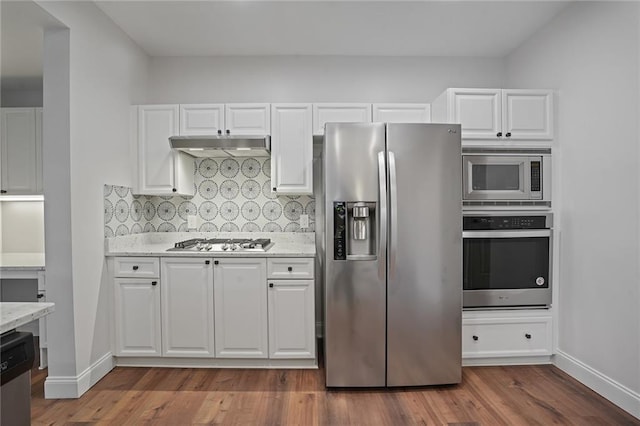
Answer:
323, 122, 462, 387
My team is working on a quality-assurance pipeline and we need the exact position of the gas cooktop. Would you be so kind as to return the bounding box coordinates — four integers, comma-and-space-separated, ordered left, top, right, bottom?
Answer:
166, 238, 273, 252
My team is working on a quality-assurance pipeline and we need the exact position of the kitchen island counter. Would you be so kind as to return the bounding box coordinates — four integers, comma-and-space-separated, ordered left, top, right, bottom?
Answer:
0, 302, 54, 334
105, 232, 316, 257
0, 253, 45, 272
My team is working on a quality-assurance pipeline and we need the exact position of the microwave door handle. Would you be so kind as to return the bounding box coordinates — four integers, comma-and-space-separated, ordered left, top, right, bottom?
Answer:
377, 151, 387, 280
388, 151, 398, 280
463, 230, 552, 238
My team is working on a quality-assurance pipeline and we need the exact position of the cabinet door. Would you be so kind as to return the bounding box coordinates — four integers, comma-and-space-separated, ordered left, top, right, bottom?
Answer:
271, 104, 313, 194
372, 103, 431, 123
312, 103, 372, 135
1, 108, 39, 194
161, 258, 215, 357
180, 104, 225, 136
268, 280, 315, 359
451, 89, 502, 139
502, 90, 553, 140
214, 258, 268, 358
137, 105, 194, 196
114, 278, 161, 356
225, 103, 271, 135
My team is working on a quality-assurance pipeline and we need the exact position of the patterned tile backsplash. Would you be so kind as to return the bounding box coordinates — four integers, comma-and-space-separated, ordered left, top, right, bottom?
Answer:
104, 157, 315, 237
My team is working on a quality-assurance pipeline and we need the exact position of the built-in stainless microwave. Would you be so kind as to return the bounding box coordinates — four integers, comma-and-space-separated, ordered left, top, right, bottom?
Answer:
462, 148, 551, 207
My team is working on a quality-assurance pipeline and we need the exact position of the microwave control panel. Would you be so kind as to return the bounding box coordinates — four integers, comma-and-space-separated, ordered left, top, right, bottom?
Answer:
463, 215, 548, 230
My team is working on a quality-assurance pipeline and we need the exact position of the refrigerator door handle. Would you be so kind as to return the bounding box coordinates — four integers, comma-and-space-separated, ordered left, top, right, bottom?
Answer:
388, 151, 398, 280
377, 151, 387, 280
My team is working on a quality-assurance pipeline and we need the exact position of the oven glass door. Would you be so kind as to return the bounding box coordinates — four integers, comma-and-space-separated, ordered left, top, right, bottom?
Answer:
463, 231, 550, 290
463, 156, 531, 200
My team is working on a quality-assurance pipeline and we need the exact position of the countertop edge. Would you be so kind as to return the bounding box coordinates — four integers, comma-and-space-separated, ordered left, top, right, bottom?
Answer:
1, 302, 55, 334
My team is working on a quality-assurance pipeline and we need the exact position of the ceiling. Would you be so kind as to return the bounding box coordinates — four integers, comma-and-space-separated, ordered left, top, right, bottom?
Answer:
2, 1, 570, 91
95, 1, 569, 57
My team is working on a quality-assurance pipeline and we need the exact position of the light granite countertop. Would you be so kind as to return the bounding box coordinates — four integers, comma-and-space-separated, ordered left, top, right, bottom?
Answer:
105, 232, 316, 257
1, 302, 55, 334
0, 253, 45, 271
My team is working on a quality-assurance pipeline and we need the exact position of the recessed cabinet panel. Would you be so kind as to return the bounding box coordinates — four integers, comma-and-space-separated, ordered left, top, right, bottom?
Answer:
502, 90, 553, 140
1, 108, 42, 194
161, 258, 215, 357
271, 104, 313, 194
312, 103, 372, 135
214, 258, 268, 358
372, 103, 431, 123
180, 104, 224, 136
268, 280, 315, 359
114, 279, 162, 356
267, 258, 314, 279
225, 104, 270, 135
453, 90, 502, 139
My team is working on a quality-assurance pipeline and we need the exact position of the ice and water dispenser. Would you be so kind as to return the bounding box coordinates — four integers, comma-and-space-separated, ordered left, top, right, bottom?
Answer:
333, 201, 377, 260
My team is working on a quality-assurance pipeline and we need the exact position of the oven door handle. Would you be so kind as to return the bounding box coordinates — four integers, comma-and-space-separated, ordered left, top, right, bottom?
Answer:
463, 230, 551, 238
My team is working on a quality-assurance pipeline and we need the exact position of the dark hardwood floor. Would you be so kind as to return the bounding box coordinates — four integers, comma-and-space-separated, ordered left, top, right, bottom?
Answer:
30, 352, 639, 425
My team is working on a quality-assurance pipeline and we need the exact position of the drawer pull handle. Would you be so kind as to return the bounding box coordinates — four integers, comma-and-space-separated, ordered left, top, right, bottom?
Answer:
472, 335, 478, 341
287, 266, 293, 272
214, 260, 219, 265
205, 260, 210, 265
151, 281, 158, 286
525, 333, 532, 339
269, 283, 274, 288
132, 266, 139, 271
37, 294, 44, 299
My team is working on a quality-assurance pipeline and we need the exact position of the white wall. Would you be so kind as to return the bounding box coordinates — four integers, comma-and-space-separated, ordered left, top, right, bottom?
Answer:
506, 2, 640, 417
148, 56, 505, 103
0, 201, 44, 252
37, 1, 148, 397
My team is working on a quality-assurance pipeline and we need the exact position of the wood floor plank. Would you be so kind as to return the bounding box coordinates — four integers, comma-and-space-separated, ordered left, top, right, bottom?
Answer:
31, 362, 640, 425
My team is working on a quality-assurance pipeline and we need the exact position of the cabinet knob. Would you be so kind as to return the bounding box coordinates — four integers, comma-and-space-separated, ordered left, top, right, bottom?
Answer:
496, 132, 503, 137
287, 266, 293, 272
205, 260, 210, 265
505, 132, 512, 138
172, 188, 177, 193
0, 190, 6, 194
525, 333, 531, 339
151, 281, 158, 286
269, 283, 274, 288
217, 129, 222, 135
472, 335, 479, 341
214, 260, 219, 265
272, 187, 277, 192
226, 129, 230, 135
37, 293, 44, 299
132, 265, 139, 271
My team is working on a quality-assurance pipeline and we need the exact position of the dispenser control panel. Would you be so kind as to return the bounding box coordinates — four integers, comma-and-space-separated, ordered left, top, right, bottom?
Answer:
334, 202, 346, 260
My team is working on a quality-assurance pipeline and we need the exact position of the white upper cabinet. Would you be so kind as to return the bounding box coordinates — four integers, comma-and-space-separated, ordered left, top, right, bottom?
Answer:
134, 105, 195, 196
179, 104, 224, 136
432, 88, 553, 141
372, 103, 431, 123
225, 103, 271, 135
502, 90, 554, 140
271, 103, 313, 195
312, 103, 372, 135
1, 107, 42, 195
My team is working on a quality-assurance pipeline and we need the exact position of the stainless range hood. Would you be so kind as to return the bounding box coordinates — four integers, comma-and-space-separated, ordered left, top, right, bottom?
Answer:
169, 135, 271, 158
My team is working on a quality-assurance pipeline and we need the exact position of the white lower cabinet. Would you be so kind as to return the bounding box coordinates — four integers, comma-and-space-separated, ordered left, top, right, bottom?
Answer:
114, 278, 162, 356
213, 258, 268, 358
268, 280, 315, 359
161, 258, 215, 357
462, 310, 552, 360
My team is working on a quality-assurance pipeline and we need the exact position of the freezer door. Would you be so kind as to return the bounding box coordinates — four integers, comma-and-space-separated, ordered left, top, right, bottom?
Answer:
386, 123, 462, 386
324, 123, 387, 387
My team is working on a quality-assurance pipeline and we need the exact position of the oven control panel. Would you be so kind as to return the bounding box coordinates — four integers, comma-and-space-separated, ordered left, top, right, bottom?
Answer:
463, 215, 549, 230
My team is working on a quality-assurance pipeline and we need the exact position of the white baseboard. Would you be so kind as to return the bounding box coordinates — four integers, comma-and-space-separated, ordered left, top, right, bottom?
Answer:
44, 352, 114, 399
555, 350, 640, 419
463, 355, 552, 366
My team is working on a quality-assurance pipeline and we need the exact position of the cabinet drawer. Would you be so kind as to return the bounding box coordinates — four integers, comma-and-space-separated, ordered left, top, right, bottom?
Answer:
267, 258, 314, 279
114, 257, 160, 278
462, 317, 552, 358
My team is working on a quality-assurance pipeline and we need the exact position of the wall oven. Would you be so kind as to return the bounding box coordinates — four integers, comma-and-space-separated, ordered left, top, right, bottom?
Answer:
463, 212, 553, 308
462, 148, 551, 207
